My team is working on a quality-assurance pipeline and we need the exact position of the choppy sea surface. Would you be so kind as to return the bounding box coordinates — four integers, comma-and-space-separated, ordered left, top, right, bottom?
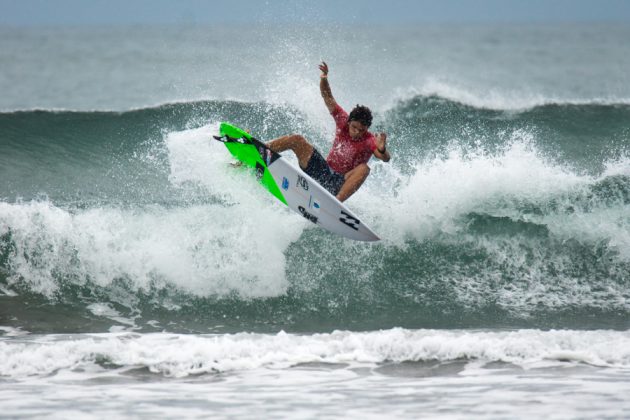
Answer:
1, 24, 629, 418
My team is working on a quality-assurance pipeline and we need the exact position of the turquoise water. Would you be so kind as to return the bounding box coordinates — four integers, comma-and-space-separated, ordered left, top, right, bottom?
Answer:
1, 24, 630, 418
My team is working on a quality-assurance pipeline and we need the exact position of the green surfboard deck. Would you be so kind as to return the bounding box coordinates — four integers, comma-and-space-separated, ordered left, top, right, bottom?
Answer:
218, 123, 287, 205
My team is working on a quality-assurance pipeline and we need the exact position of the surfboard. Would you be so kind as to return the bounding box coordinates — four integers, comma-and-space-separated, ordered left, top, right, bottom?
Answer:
213, 122, 380, 241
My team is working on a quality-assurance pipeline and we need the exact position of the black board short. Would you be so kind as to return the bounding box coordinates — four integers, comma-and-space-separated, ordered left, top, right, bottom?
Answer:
304, 149, 346, 196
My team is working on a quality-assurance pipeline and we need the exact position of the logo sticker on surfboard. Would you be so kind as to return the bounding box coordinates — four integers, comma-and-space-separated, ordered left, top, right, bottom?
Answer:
308, 196, 321, 212
297, 175, 309, 191
339, 210, 360, 231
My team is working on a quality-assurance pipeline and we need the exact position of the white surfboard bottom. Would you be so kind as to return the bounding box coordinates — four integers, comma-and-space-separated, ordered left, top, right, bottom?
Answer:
267, 157, 379, 241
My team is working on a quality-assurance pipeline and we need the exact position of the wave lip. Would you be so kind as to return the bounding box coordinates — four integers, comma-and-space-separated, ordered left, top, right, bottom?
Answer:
389, 78, 630, 112
1, 328, 629, 379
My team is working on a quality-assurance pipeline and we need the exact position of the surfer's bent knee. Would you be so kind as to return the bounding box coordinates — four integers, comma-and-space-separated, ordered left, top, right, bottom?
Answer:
347, 163, 370, 178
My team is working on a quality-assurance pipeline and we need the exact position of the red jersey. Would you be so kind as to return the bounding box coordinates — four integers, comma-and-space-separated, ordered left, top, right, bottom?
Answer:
326, 104, 377, 174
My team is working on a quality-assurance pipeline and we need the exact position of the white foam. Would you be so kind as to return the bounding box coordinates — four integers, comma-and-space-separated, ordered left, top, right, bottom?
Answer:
0, 136, 306, 301
602, 156, 630, 178
0, 284, 17, 297
1, 328, 629, 379
381, 136, 585, 242
0, 121, 314, 298
0, 198, 304, 298
0, 122, 307, 300
368, 135, 629, 253
0, 326, 30, 337
350, 136, 630, 312
86, 303, 137, 328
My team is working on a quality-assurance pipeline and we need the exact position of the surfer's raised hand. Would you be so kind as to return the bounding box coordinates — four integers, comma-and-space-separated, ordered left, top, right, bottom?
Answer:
319, 61, 337, 113
374, 133, 391, 162
376, 132, 387, 149
319, 61, 329, 78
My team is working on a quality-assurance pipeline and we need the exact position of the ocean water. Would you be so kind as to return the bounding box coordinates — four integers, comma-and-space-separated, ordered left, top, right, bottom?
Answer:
1, 23, 630, 418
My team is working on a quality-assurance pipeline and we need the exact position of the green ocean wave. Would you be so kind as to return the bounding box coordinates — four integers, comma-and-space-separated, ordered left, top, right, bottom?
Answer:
1, 96, 629, 334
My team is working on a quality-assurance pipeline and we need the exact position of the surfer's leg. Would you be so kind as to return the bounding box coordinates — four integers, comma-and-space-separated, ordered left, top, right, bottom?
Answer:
266, 135, 314, 169
336, 164, 370, 202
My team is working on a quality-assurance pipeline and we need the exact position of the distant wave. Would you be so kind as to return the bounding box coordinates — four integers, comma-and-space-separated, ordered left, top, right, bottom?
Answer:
3, 93, 630, 116
393, 80, 630, 111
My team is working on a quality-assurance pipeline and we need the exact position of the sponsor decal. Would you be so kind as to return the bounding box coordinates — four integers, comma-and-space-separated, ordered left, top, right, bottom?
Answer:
297, 175, 309, 191
339, 210, 360, 231
282, 177, 289, 190
298, 206, 318, 224
308, 196, 321, 212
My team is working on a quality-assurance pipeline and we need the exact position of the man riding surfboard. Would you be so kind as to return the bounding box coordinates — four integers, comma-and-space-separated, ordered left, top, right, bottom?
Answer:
266, 62, 390, 202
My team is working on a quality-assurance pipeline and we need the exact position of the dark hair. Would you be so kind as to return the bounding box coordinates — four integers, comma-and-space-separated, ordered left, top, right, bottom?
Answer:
348, 105, 372, 127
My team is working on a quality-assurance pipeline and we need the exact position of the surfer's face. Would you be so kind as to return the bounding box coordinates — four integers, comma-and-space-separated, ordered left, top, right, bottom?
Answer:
348, 120, 368, 140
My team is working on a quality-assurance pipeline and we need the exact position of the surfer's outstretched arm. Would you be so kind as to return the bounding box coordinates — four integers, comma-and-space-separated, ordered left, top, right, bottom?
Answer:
319, 62, 338, 114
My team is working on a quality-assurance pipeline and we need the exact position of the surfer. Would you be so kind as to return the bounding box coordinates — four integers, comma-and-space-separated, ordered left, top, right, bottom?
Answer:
266, 62, 390, 202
